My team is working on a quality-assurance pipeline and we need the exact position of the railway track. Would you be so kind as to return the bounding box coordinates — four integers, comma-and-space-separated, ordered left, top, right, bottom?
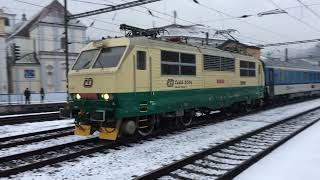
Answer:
0, 126, 74, 149
0, 112, 62, 126
0, 138, 112, 177
0, 114, 228, 177
135, 107, 320, 180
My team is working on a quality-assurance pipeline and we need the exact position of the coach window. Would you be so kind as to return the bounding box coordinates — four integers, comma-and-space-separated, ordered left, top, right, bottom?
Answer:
137, 51, 146, 70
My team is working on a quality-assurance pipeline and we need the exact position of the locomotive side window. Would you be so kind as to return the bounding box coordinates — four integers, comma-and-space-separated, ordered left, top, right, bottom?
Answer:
161, 51, 180, 75
161, 51, 196, 76
240, 61, 256, 77
180, 53, 196, 75
203, 55, 235, 72
93, 46, 126, 68
137, 51, 146, 70
72, 49, 99, 70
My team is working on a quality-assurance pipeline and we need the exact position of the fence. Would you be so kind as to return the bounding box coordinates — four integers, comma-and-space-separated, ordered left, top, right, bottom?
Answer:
0, 92, 67, 105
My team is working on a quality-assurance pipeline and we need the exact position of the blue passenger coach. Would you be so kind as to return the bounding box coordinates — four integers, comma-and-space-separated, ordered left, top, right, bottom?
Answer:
262, 59, 320, 99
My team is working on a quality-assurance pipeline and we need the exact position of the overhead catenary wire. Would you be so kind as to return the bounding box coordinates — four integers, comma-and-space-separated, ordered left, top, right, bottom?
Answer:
268, 0, 320, 33
10, 0, 271, 45
10, 0, 299, 48
106, 0, 272, 45
193, 0, 293, 41
296, 0, 320, 19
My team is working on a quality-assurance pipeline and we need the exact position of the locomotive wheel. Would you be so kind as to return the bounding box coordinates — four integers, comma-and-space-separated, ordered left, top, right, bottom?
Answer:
137, 115, 157, 136
179, 116, 193, 127
243, 103, 253, 113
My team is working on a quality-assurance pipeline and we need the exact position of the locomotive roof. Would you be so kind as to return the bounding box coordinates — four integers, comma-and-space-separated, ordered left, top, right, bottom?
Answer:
261, 58, 320, 71
85, 37, 258, 62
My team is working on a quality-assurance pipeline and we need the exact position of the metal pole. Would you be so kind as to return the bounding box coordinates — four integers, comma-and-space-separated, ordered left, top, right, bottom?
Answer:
64, 0, 69, 102
285, 48, 288, 61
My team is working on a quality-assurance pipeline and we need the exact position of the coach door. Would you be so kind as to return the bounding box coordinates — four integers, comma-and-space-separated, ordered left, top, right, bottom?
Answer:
268, 68, 275, 96
134, 49, 151, 92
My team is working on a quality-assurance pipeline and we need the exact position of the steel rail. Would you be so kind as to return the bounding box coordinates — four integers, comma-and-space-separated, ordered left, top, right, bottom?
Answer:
0, 112, 62, 126
0, 126, 74, 149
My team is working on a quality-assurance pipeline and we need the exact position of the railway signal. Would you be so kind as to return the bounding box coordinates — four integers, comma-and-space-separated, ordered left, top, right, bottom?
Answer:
12, 43, 21, 61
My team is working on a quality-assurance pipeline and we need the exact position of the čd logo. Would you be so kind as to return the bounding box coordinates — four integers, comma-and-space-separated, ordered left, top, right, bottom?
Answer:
167, 79, 174, 87
83, 78, 93, 87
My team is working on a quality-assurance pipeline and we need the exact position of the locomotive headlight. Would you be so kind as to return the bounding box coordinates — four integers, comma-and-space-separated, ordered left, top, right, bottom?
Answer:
101, 93, 110, 101
75, 94, 81, 100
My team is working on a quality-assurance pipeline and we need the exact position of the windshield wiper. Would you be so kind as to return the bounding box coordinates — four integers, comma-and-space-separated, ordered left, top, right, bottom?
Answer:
97, 59, 104, 69
81, 60, 91, 69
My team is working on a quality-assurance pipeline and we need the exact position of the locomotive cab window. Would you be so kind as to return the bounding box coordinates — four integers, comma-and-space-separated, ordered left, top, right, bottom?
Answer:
72, 49, 99, 70
137, 51, 146, 70
240, 60, 256, 77
93, 46, 126, 68
161, 51, 196, 76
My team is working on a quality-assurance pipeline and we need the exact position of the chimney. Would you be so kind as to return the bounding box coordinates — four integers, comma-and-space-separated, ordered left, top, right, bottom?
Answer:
22, 13, 27, 21
284, 48, 288, 62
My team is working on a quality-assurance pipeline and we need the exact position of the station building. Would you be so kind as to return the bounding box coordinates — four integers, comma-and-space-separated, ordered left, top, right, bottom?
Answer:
0, 8, 16, 94
0, 0, 87, 94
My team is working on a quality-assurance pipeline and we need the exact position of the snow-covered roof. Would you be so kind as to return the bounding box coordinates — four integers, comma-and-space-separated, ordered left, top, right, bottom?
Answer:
262, 58, 320, 71
159, 24, 213, 38
8, 0, 86, 39
14, 52, 40, 65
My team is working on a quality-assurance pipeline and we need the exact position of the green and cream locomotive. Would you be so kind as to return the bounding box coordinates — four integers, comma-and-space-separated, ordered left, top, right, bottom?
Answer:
66, 37, 264, 140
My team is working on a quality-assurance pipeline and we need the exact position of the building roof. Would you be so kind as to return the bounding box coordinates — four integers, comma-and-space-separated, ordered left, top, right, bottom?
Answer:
218, 39, 261, 50
14, 52, 40, 65
262, 58, 320, 71
8, 0, 86, 39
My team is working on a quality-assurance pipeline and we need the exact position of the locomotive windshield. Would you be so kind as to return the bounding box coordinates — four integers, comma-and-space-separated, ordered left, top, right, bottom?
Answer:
72, 49, 99, 70
93, 46, 126, 68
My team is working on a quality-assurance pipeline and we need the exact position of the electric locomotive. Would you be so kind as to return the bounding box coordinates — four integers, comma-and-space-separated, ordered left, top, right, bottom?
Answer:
62, 37, 265, 140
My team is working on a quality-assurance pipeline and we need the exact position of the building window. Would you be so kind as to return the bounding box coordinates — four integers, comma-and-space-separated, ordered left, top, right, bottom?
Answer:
203, 55, 235, 72
137, 51, 146, 70
240, 60, 256, 77
161, 51, 196, 76
4, 18, 10, 26
60, 37, 66, 50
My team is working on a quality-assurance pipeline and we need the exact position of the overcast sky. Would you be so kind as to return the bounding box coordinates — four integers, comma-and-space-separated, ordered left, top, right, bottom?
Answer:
1, 0, 320, 55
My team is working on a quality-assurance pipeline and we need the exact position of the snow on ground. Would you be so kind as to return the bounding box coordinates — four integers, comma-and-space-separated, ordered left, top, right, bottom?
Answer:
5, 98, 320, 180
0, 111, 59, 119
235, 120, 320, 180
0, 119, 74, 138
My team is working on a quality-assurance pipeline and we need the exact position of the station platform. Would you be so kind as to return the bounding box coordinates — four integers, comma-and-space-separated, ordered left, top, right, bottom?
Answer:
0, 102, 66, 115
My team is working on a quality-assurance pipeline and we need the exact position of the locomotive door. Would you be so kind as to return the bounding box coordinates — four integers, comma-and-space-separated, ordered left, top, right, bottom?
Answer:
268, 68, 275, 96
134, 49, 151, 92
